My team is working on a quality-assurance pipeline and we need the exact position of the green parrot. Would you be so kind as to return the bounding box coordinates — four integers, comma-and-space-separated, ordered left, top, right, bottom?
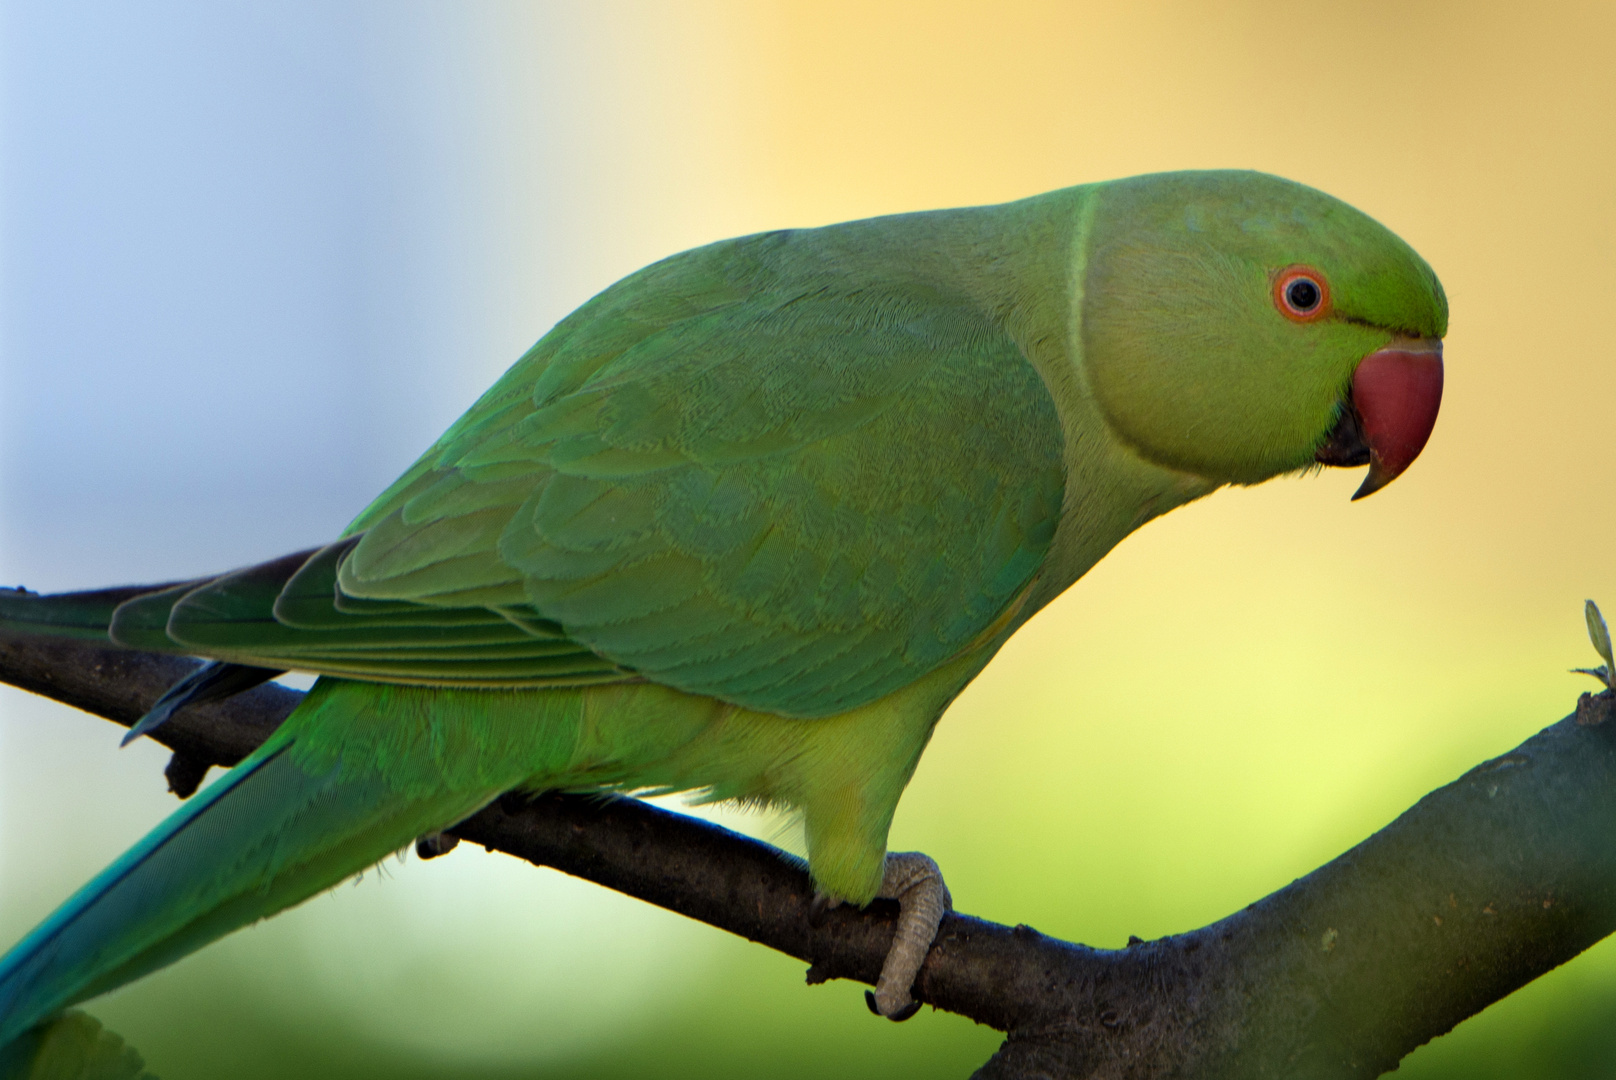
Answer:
0, 170, 1446, 1042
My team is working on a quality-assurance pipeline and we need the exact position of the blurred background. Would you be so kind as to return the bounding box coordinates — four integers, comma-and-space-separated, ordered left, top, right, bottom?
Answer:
1, 1, 1613, 1076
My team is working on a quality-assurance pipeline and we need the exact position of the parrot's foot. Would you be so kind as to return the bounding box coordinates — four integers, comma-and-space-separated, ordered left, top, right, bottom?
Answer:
864, 851, 950, 1021
415, 832, 459, 860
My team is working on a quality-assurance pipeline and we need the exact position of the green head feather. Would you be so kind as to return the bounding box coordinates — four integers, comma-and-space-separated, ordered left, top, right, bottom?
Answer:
1080, 170, 1447, 484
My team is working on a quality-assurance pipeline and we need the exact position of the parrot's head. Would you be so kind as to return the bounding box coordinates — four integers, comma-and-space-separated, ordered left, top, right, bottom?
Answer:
1080, 170, 1446, 498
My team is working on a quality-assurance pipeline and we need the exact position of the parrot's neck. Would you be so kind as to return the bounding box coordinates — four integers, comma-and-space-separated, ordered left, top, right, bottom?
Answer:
857, 186, 1224, 630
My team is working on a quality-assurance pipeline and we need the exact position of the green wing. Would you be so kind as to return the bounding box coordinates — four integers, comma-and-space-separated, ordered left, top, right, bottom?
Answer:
101, 540, 626, 687
338, 229, 1066, 717
20, 228, 1065, 715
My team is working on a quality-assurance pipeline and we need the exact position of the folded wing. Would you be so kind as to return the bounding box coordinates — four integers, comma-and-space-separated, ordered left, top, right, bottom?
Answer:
18, 229, 1066, 717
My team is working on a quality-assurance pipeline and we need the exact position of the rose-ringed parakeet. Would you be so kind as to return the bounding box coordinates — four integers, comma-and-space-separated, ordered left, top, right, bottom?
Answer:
0, 170, 1445, 1043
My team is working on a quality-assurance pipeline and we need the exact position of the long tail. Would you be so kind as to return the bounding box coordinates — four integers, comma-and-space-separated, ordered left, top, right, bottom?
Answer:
0, 580, 593, 1045
0, 716, 501, 1046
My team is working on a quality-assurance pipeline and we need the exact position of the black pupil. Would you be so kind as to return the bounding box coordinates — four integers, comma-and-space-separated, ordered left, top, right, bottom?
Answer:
1287, 279, 1321, 311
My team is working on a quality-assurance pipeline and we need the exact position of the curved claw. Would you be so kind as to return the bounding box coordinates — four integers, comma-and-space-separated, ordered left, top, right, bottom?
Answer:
415, 832, 460, 860
866, 989, 921, 1021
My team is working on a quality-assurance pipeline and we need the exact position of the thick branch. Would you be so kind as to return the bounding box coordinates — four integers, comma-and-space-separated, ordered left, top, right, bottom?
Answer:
1, 626, 1612, 1078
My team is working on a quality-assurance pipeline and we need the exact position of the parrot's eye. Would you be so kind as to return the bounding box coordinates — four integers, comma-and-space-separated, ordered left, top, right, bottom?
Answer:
1273, 266, 1331, 322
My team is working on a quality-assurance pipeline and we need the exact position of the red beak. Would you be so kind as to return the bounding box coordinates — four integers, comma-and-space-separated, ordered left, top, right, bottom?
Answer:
1349, 340, 1444, 499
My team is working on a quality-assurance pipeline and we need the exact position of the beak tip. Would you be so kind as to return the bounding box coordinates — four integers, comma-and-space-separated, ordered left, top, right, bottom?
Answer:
1350, 461, 1394, 501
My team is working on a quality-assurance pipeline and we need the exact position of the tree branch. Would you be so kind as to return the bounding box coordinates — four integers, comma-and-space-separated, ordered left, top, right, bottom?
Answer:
2, 624, 1612, 1078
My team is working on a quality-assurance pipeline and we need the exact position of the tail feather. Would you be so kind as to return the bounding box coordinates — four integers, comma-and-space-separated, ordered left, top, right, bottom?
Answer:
0, 732, 499, 1046
121, 661, 285, 745
0, 584, 192, 644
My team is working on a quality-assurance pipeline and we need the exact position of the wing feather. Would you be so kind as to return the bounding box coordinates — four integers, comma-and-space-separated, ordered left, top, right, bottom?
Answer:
338, 229, 1066, 716
92, 227, 1063, 714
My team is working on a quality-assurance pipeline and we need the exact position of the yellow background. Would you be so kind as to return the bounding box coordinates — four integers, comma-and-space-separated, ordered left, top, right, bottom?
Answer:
2, 2, 1613, 1076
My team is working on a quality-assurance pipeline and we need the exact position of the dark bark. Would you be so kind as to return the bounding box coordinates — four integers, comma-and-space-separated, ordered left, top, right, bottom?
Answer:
2, 626, 1612, 1078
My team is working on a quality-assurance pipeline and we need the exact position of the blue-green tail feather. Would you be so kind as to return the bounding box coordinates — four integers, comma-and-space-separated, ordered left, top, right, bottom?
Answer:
0, 728, 499, 1046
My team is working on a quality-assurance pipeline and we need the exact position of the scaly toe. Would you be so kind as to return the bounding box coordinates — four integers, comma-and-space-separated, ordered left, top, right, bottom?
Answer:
866, 852, 949, 1022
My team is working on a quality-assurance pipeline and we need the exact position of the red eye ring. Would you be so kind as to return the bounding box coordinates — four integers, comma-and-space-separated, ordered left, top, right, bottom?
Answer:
1272, 265, 1331, 323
